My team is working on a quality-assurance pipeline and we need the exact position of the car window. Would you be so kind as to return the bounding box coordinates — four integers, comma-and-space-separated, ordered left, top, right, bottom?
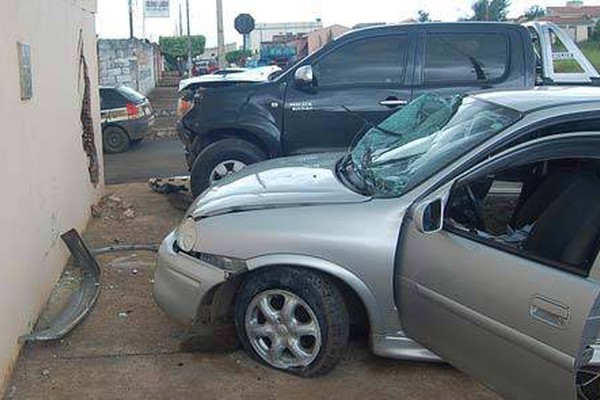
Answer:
313, 35, 409, 87
423, 33, 508, 84
99, 89, 127, 110
116, 85, 146, 103
445, 158, 600, 276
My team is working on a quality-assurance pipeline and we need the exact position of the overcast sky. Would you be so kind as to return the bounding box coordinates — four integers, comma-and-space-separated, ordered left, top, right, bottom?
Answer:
96, 0, 600, 47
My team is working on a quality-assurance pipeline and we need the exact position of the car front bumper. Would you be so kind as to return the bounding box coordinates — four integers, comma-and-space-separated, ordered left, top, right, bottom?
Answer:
153, 230, 228, 325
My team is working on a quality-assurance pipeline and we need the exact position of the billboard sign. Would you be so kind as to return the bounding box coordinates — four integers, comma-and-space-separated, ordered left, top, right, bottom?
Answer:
145, 0, 170, 18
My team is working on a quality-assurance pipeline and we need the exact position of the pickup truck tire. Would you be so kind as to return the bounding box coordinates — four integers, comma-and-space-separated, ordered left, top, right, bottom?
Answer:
102, 125, 130, 154
190, 138, 266, 196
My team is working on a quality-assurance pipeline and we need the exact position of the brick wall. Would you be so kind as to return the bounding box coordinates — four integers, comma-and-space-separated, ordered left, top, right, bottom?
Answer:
98, 38, 158, 95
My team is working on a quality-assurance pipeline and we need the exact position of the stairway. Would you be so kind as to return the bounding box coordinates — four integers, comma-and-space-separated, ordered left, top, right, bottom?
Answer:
147, 72, 181, 138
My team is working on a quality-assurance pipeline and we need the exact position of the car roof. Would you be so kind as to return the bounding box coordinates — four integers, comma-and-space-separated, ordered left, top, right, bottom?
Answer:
472, 86, 600, 113
336, 21, 526, 41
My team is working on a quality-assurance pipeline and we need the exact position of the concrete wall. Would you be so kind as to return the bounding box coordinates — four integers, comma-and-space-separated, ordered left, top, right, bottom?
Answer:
0, 0, 103, 391
98, 38, 159, 95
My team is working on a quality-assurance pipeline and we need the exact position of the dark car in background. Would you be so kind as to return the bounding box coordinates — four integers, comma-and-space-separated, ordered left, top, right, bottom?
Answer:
100, 85, 155, 153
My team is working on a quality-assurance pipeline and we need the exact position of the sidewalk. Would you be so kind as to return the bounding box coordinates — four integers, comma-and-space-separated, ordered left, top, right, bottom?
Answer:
4, 184, 499, 400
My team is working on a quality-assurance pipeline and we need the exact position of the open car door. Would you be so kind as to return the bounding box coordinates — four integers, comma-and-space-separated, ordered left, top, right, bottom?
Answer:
394, 134, 600, 399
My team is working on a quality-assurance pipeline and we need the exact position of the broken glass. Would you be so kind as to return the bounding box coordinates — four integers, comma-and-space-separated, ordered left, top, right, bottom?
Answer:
350, 93, 522, 198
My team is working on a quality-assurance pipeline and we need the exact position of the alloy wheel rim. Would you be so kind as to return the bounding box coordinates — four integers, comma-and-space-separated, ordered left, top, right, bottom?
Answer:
245, 289, 322, 369
209, 159, 246, 184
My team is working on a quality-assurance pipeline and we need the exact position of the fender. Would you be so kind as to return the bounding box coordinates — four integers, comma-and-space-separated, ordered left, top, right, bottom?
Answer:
200, 123, 283, 158
245, 253, 384, 334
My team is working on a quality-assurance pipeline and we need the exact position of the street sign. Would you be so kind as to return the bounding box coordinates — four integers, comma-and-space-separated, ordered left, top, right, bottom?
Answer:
235, 14, 255, 35
145, 0, 170, 18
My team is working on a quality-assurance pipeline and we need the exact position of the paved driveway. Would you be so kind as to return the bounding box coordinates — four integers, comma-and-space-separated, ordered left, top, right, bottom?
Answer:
104, 138, 188, 184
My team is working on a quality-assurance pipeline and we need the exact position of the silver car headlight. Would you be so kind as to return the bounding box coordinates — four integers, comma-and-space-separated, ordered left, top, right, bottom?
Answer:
176, 217, 197, 252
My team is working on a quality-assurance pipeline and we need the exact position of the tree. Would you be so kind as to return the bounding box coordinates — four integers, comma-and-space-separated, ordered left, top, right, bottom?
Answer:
471, 0, 511, 21
417, 10, 431, 23
523, 5, 546, 21
159, 35, 206, 73
225, 49, 253, 66
591, 19, 600, 41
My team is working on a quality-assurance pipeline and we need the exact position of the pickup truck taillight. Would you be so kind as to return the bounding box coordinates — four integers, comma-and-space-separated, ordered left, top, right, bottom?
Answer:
126, 102, 142, 118
177, 98, 194, 118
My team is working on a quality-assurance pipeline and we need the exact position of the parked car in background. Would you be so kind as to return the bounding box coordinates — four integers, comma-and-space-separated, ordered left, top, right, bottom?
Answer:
99, 85, 154, 153
178, 65, 282, 93
194, 59, 219, 76
155, 87, 600, 399
177, 21, 600, 196
211, 67, 247, 76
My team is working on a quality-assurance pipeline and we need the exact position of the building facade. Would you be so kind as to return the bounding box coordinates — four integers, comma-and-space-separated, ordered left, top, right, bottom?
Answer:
248, 21, 324, 53
544, 1, 600, 42
0, 0, 103, 391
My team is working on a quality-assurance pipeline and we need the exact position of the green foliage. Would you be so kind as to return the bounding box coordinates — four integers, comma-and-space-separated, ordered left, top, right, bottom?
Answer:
523, 5, 546, 21
225, 49, 253, 65
471, 0, 511, 21
554, 40, 600, 73
159, 35, 206, 71
417, 10, 431, 22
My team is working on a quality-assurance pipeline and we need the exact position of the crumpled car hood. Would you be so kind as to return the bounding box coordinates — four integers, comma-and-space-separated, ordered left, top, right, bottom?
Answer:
188, 153, 369, 219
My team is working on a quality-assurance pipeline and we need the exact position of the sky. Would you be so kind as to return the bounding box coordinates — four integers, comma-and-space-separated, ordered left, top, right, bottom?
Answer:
96, 0, 600, 47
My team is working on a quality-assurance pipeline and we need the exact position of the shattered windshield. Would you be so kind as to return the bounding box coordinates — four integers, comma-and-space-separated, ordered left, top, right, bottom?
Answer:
349, 93, 522, 198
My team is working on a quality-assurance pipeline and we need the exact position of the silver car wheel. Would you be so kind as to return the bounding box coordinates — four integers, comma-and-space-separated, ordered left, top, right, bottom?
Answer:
209, 159, 246, 184
245, 289, 322, 369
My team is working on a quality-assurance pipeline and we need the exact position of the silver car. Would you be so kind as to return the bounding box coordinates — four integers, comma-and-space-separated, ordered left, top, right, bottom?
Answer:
154, 87, 600, 399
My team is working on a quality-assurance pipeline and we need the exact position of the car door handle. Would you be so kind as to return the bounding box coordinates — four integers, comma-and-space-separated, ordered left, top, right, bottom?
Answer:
379, 98, 408, 108
530, 296, 570, 328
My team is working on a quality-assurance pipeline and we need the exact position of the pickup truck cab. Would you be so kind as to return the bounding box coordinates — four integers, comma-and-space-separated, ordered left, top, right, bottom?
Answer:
178, 21, 599, 195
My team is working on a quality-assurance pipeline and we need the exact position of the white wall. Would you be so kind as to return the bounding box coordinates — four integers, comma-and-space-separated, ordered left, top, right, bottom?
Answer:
0, 0, 103, 391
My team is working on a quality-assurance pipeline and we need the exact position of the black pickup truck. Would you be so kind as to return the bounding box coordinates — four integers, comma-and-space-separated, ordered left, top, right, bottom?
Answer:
177, 21, 599, 195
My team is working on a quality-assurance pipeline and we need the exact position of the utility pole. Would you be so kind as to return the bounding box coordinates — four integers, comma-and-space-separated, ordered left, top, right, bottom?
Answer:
128, 0, 134, 38
216, 0, 225, 68
178, 1, 183, 36
186, 0, 192, 76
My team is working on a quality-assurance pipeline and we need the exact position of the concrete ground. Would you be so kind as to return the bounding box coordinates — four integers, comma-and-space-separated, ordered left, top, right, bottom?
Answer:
4, 184, 500, 400
104, 138, 188, 184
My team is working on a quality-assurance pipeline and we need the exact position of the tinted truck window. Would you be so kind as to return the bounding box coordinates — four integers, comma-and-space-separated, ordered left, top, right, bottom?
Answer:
314, 35, 408, 87
424, 33, 508, 84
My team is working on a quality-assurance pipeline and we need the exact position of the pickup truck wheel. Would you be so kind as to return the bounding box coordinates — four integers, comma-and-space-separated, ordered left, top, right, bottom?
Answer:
190, 138, 266, 196
102, 125, 130, 154
235, 267, 349, 377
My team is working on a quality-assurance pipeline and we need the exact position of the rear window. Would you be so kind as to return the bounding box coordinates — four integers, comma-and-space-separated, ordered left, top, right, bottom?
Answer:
116, 85, 146, 103
423, 33, 509, 84
99, 88, 127, 110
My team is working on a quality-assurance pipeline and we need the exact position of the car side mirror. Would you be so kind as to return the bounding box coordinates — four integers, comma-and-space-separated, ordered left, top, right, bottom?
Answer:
294, 65, 315, 89
415, 198, 444, 234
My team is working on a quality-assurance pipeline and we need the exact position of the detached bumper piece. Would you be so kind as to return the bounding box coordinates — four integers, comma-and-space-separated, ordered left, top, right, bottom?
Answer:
19, 229, 101, 343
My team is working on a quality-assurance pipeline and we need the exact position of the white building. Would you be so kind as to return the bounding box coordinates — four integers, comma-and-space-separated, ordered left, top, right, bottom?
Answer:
0, 0, 103, 391
248, 21, 323, 53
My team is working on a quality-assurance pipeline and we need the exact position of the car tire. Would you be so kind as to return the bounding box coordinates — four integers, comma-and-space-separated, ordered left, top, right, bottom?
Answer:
190, 138, 266, 197
234, 267, 349, 377
102, 125, 130, 154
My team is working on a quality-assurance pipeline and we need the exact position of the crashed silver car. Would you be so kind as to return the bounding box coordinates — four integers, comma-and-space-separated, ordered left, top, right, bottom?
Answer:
154, 87, 600, 399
